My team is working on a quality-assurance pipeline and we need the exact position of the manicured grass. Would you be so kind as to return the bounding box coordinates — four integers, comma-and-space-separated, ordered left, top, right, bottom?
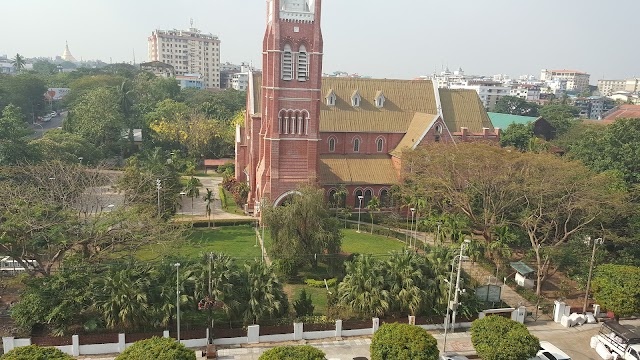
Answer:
285, 284, 330, 315
219, 186, 244, 215
135, 225, 261, 261
341, 229, 406, 255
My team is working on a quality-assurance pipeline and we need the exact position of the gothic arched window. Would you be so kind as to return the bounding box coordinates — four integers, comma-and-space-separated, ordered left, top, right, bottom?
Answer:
282, 44, 293, 81
354, 189, 364, 208
376, 137, 384, 152
329, 137, 336, 152
364, 189, 373, 207
353, 138, 360, 152
297, 45, 308, 81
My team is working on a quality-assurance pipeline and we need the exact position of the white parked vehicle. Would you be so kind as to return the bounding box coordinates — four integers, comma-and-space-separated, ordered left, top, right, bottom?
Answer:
531, 341, 571, 360
592, 321, 640, 360
0, 256, 37, 275
439, 355, 469, 360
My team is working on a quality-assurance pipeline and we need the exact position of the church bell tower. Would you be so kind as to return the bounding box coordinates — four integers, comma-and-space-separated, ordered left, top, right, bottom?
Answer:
256, 0, 324, 205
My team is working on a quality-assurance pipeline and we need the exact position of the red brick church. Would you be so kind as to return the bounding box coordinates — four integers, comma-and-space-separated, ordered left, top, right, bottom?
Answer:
235, 0, 499, 213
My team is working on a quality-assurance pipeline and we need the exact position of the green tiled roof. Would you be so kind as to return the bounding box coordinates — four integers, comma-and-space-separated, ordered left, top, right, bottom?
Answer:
488, 112, 540, 130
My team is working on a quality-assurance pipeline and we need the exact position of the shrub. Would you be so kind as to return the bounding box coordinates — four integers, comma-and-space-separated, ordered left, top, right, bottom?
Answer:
370, 323, 438, 360
114, 337, 195, 360
470, 316, 539, 360
0, 345, 74, 360
258, 345, 326, 360
293, 289, 315, 317
304, 278, 337, 288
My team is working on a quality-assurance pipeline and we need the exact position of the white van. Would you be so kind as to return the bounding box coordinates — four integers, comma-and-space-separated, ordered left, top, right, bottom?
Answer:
532, 341, 571, 360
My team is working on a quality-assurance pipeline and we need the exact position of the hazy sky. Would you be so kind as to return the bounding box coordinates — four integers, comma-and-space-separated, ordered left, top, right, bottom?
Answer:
1, 0, 638, 81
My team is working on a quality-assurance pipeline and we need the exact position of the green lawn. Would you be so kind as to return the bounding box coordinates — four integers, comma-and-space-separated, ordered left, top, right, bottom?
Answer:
341, 229, 406, 254
285, 284, 330, 315
135, 225, 261, 261
219, 186, 244, 215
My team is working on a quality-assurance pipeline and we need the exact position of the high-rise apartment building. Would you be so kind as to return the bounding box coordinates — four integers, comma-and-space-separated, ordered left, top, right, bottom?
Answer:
148, 26, 220, 89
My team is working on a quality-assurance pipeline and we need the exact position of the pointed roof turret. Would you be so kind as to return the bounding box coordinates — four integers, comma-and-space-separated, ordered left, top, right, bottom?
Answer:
62, 41, 77, 63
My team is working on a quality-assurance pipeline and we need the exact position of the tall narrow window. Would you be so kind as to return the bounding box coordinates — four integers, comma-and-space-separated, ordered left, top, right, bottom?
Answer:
364, 189, 373, 207
282, 44, 293, 81
377, 138, 384, 152
297, 45, 308, 81
353, 138, 360, 152
329, 138, 336, 152
354, 189, 363, 208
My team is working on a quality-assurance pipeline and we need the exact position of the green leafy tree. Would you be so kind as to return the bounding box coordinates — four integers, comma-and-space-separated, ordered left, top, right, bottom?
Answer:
470, 316, 539, 360
0, 345, 74, 360
264, 185, 342, 268
184, 176, 202, 214
566, 118, 640, 185
32, 60, 58, 75
539, 104, 579, 136
370, 323, 439, 360
293, 289, 315, 317
367, 196, 381, 233
204, 188, 215, 227
259, 345, 326, 360
493, 96, 539, 117
32, 129, 101, 164
500, 123, 533, 151
0, 104, 39, 164
0, 73, 47, 120
385, 252, 436, 315
66, 86, 125, 154
591, 264, 640, 319
115, 337, 195, 360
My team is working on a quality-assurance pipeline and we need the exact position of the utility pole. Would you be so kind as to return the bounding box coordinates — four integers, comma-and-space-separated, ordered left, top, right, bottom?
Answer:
156, 179, 162, 217
583, 236, 604, 314
175, 262, 181, 342
208, 253, 213, 343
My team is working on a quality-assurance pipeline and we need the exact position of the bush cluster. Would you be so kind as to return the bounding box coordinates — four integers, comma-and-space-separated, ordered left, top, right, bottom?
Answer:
221, 176, 249, 205
370, 323, 439, 360
114, 337, 195, 360
0, 345, 74, 360
258, 345, 326, 360
304, 278, 337, 288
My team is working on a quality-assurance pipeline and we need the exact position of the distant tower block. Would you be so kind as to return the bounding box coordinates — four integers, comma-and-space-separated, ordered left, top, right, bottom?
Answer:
62, 41, 77, 62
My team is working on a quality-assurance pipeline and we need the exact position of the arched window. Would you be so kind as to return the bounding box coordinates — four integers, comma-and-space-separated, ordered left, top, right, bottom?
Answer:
353, 138, 360, 152
328, 189, 337, 207
297, 45, 308, 81
354, 189, 363, 208
282, 44, 293, 81
364, 189, 373, 207
380, 189, 389, 207
376, 138, 384, 152
435, 124, 443, 142
329, 137, 336, 152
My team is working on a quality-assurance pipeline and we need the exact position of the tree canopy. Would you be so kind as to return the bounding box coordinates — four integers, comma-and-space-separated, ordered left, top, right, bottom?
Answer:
493, 96, 539, 117
0, 345, 74, 360
592, 264, 640, 319
470, 316, 539, 360
259, 345, 327, 360
370, 323, 439, 360
115, 337, 195, 360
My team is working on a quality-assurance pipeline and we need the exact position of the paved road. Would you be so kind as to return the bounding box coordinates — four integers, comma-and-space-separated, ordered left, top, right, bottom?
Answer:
31, 111, 66, 138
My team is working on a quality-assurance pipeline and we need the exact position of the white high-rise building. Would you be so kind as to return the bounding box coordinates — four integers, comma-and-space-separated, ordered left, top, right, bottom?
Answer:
148, 26, 221, 89
540, 69, 590, 93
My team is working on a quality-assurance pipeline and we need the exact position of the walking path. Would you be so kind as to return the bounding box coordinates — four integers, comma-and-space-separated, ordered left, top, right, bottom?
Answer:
175, 176, 252, 221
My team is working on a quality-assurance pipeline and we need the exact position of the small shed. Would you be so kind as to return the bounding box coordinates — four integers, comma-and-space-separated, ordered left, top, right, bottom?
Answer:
510, 261, 535, 289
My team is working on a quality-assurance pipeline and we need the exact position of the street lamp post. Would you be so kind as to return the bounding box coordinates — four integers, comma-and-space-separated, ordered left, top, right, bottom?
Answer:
583, 236, 604, 314
356, 196, 364, 233
409, 208, 416, 247
436, 221, 442, 245
443, 239, 471, 355
78, 157, 83, 165
156, 179, 162, 217
175, 262, 181, 342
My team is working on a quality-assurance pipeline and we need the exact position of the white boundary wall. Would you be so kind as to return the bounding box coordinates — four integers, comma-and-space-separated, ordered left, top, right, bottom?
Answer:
3, 317, 474, 356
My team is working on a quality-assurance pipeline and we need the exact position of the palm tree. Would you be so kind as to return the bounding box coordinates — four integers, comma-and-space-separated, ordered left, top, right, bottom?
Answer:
11, 53, 26, 72
337, 255, 390, 317
333, 184, 347, 218
241, 261, 288, 324
203, 188, 214, 227
385, 252, 435, 315
184, 176, 202, 215
366, 196, 381, 234
94, 266, 152, 330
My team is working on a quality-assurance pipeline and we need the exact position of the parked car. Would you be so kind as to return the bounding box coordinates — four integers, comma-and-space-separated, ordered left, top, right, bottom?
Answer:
532, 341, 571, 360
50, 111, 57, 117
440, 354, 469, 360
43, 115, 52, 122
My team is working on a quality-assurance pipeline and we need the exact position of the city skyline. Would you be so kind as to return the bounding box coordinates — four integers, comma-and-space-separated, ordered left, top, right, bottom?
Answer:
1, 0, 638, 81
